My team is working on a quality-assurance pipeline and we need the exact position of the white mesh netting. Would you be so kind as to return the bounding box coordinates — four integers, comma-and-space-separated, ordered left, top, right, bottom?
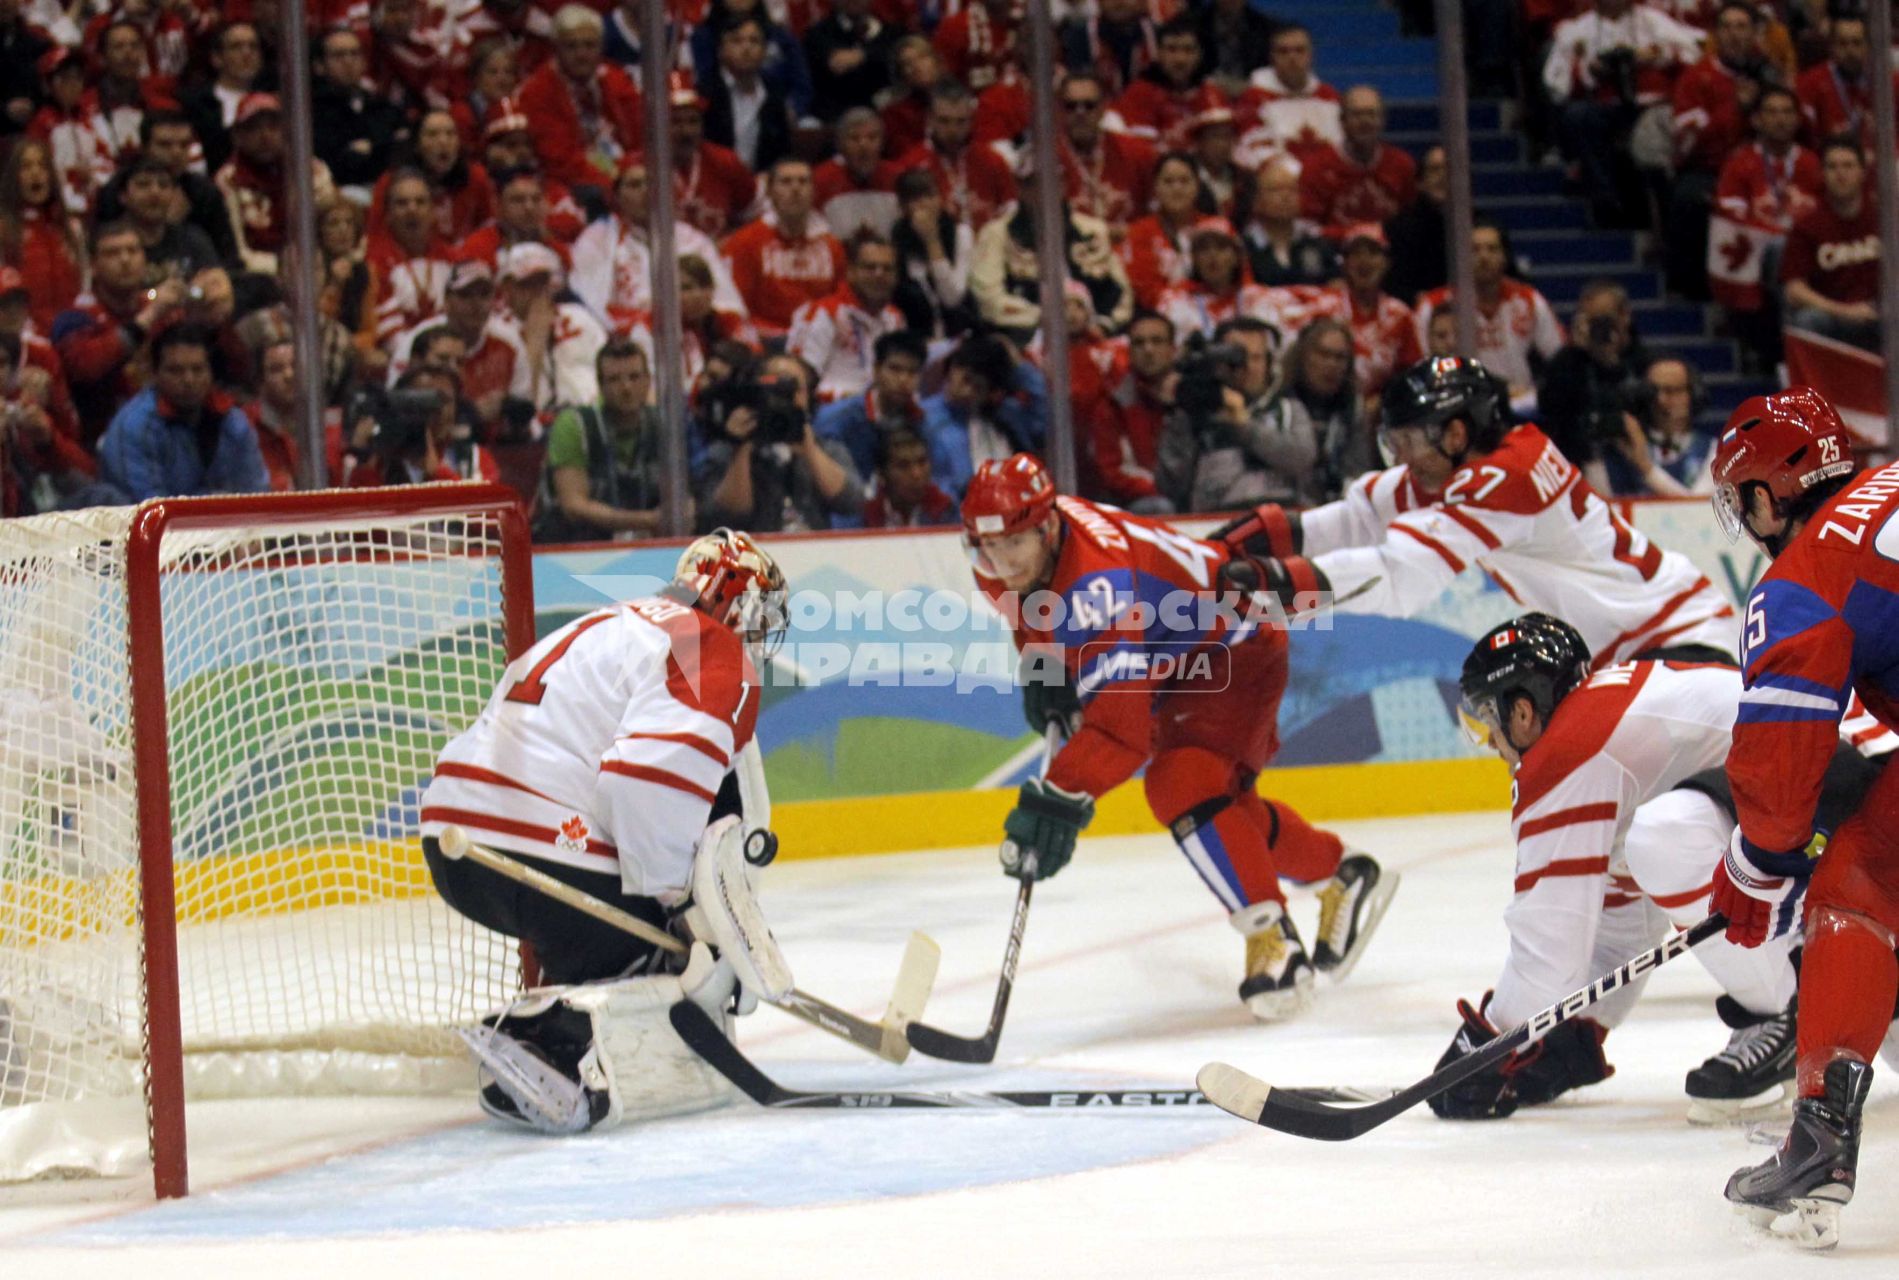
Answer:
0, 501, 523, 1183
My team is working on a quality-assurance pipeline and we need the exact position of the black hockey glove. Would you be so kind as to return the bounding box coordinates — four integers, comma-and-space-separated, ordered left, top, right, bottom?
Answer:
1209, 503, 1302, 560
1020, 668, 1081, 739
1218, 553, 1331, 612
1507, 1017, 1613, 1106
999, 778, 1094, 881
1427, 993, 1519, 1120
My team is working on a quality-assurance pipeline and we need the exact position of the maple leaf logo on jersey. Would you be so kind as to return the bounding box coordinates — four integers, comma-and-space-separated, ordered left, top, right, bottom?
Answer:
557, 816, 589, 853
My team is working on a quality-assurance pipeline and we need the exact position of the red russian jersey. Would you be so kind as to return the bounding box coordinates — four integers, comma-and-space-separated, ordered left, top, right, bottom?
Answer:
1117, 215, 1193, 310
1728, 460, 1899, 856
1714, 143, 1822, 235
1779, 198, 1880, 305
1112, 78, 1223, 152
975, 494, 1249, 797
1670, 55, 1749, 174
720, 219, 846, 336
674, 143, 759, 240
1059, 132, 1158, 233
1297, 143, 1416, 231
896, 139, 1017, 231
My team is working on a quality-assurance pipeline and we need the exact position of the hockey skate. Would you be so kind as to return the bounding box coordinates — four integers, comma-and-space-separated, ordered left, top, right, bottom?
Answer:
1311, 853, 1399, 981
1234, 900, 1315, 1021
1685, 996, 1796, 1125
1725, 1057, 1873, 1250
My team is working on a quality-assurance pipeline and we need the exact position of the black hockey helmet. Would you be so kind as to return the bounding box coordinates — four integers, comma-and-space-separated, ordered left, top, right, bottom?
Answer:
1382, 356, 1506, 453
1458, 613, 1592, 748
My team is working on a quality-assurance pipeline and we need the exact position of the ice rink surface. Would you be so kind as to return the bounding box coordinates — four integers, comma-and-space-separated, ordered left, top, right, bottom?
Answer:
4, 810, 1895, 1278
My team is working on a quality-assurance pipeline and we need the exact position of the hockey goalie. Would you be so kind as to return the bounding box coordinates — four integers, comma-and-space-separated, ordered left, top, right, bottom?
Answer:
417, 529, 789, 1134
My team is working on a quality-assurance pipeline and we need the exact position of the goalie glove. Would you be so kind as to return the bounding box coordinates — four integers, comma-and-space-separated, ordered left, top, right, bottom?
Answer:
1209, 503, 1302, 560
1428, 993, 1519, 1120
999, 777, 1094, 881
679, 815, 793, 1013
1712, 827, 1821, 948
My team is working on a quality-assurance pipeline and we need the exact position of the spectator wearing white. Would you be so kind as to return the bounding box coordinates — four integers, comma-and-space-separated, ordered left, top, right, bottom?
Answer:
1240, 24, 1341, 166
388, 260, 533, 438
1412, 222, 1564, 409
497, 242, 607, 415
1156, 217, 1277, 340
971, 148, 1132, 344
787, 233, 905, 403
569, 158, 744, 333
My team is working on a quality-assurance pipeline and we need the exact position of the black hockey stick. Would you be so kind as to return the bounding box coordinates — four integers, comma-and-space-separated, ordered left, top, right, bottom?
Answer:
670, 1001, 1389, 1109
904, 724, 1065, 1064
1197, 912, 1729, 1141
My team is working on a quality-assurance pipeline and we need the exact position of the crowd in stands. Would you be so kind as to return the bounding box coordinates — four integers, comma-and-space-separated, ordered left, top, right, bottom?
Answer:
0, 0, 1870, 537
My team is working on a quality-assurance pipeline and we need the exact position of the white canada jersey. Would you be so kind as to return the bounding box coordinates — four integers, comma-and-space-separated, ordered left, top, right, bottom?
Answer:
1489, 659, 1897, 1025
419, 595, 759, 905
1303, 423, 1737, 664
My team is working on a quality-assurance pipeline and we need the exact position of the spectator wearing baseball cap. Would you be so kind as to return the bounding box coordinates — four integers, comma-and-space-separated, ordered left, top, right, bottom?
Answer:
217, 92, 339, 276
496, 241, 607, 414
660, 72, 756, 240
389, 259, 533, 441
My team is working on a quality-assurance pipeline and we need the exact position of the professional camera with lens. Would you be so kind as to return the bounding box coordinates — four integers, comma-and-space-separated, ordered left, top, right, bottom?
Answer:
348, 384, 447, 458
704, 370, 808, 447
1580, 379, 1643, 444
1173, 334, 1248, 424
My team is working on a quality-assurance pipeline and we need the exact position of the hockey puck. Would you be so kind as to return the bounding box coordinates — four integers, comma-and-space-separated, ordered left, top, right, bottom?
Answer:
744, 829, 779, 866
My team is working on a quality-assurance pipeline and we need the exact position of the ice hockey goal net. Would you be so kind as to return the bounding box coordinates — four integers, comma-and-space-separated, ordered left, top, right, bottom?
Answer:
0, 484, 533, 1197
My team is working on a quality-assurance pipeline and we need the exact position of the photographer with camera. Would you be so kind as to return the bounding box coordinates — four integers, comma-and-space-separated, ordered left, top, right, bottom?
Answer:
1541, 0, 1702, 228
1536, 278, 1651, 492
694, 352, 862, 533
96, 323, 270, 502
1157, 315, 1332, 511
344, 365, 501, 489
918, 332, 1049, 499
1, 332, 114, 517
1600, 357, 1715, 497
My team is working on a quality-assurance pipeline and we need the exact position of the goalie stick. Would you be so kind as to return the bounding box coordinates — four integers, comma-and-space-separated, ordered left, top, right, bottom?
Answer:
904, 722, 1064, 1064
669, 1000, 1391, 1109
437, 825, 940, 1064
1196, 913, 1728, 1141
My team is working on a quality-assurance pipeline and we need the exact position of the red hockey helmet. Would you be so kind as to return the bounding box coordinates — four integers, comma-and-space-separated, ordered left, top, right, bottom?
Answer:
962, 454, 1058, 541
674, 528, 788, 658
1710, 387, 1855, 543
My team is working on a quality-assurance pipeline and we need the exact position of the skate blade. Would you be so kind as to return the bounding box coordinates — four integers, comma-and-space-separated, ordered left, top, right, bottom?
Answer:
1244, 971, 1316, 1022
1686, 1081, 1794, 1127
1320, 870, 1400, 985
1772, 1199, 1841, 1251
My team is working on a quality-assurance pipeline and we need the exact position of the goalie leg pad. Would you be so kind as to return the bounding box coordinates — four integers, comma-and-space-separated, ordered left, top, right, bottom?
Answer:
683, 814, 794, 1003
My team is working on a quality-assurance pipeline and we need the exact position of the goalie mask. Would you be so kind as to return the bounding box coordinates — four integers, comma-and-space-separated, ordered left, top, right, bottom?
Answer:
674, 529, 788, 660
1458, 613, 1591, 750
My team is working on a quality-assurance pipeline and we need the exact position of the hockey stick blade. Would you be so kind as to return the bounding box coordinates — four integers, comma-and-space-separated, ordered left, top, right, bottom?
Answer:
903, 876, 1030, 1063
1198, 913, 1728, 1141
769, 931, 941, 1064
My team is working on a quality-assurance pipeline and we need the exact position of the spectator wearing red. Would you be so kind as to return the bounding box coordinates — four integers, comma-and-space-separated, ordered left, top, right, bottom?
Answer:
476, 97, 590, 242
1666, 1, 1772, 297
1237, 24, 1341, 166
1057, 70, 1157, 235
1299, 86, 1416, 233
245, 338, 302, 491
91, 19, 180, 166
1282, 224, 1422, 408
1779, 136, 1880, 350
1157, 218, 1277, 339
665, 73, 757, 240
879, 34, 944, 160
1793, 14, 1889, 151
859, 425, 956, 528
1, 327, 101, 516
1120, 151, 1212, 310
0, 267, 78, 429
218, 93, 339, 276
1709, 85, 1819, 345
722, 157, 846, 339
624, 252, 761, 390
0, 137, 85, 336
30, 47, 114, 219
787, 233, 904, 402
51, 221, 186, 442
1092, 308, 1176, 512
517, 4, 644, 194
898, 81, 1016, 232
82, 2, 192, 84
360, 0, 451, 113
932, 0, 1018, 93
1413, 221, 1564, 402
971, 58, 1031, 148
369, 109, 497, 244
180, 20, 267, 174
451, 38, 526, 154
368, 167, 458, 350
388, 261, 532, 438
571, 159, 746, 333
495, 241, 608, 414
457, 167, 575, 272
814, 107, 902, 240
1059, 0, 1159, 100
1111, 18, 1221, 152
702, 11, 793, 174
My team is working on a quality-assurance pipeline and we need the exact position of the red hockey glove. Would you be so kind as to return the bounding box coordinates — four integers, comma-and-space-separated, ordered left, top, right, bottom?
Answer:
1209, 503, 1302, 560
1218, 554, 1330, 614
1712, 828, 1819, 948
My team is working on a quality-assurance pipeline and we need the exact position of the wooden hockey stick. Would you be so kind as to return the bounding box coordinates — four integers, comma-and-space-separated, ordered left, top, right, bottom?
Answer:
1197, 913, 1728, 1141
437, 825, 940, 1064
